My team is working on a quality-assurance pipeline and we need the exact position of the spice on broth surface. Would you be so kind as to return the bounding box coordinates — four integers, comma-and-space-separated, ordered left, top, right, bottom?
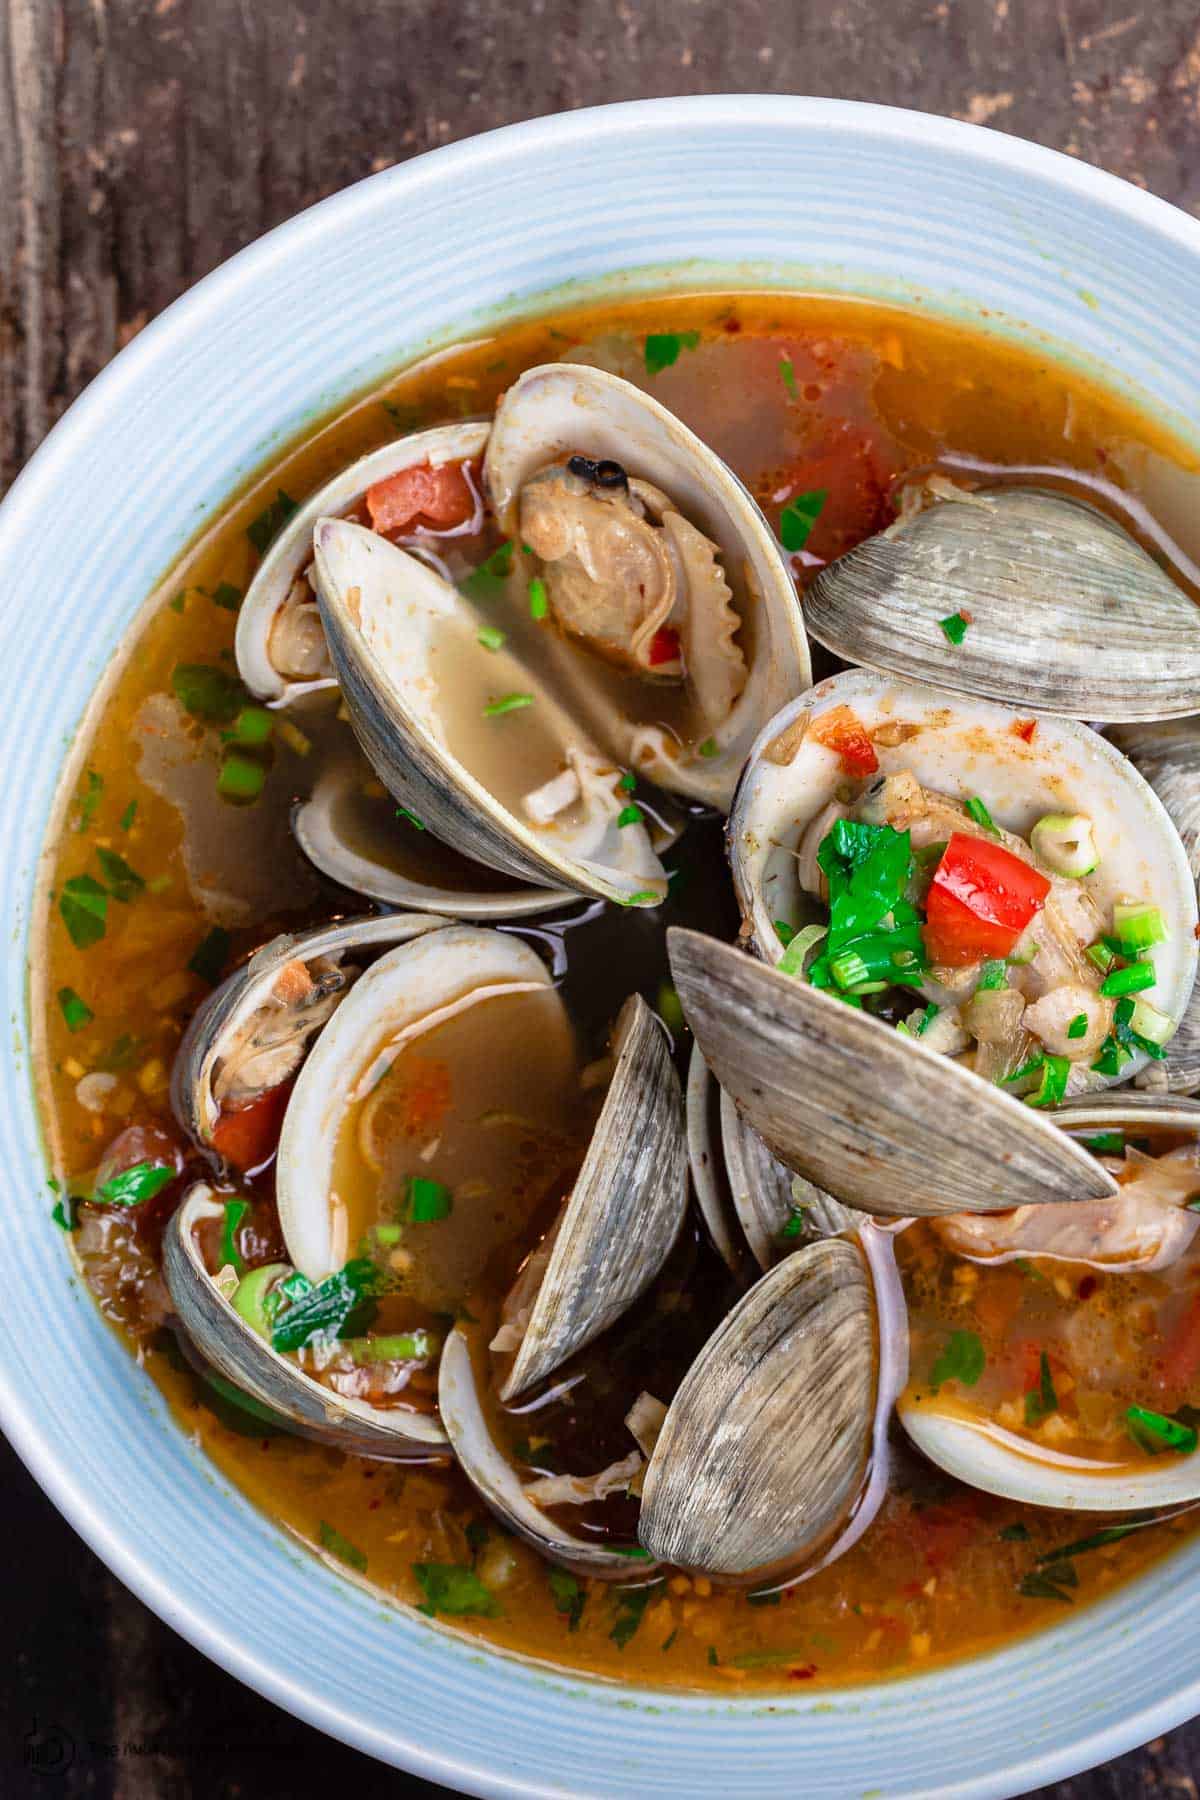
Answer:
34, 291, 1200, 1691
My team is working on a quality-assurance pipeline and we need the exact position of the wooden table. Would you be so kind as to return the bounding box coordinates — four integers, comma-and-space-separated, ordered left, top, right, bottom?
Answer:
3, 2, 1200, 1793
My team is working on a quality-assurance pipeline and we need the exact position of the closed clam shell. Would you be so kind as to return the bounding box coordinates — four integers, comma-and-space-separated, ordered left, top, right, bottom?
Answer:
637, 1238, 875, 1578
1108, 719, 1200, 1094
804, 487, 1200, 719
164, 1186, 446, 1454
438, 1328, 660, 1579
668, 927, 1119, 1217
236, 421, 489, 704
500, 992, 688, 1400
171, 912, 445, 1149
484, 363, 811, 809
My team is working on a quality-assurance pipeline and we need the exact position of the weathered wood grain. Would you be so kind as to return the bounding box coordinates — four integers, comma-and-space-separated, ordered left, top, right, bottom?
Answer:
3, 1, 1200, 1795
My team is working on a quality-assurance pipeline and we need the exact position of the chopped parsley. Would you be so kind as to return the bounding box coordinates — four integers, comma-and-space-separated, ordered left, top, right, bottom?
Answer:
210, 581, 243, 612
965, 796, 998, 834
56, 987, 93, 1033
528, 577, 548, 620
319, 1521, 368, 1573
939, 612, 970, 645
59, 875, 109, 949
930, 1329, 985, 1390
1024, 1350, 1058, 1425
172, 663, 248, 723
94, 1161, 176, 1208
477, 625, 506, 652
644, 330, 700, 376
998, 1522, 1031, 1542
803, 820, 926, 999
460, 540, 515, 603
1066, 1012, 1089, 1040
396, 807, 426, 830
119, 799, 137, 832
247, 489, 299, 557
656, 982, 684, 1035
779, 489, 827, 553
75, 769, 103, 833
187, 926, 232, 986
618, 771, 637, 792
610, 1581, 661, 1649
1018, 1568, 1075, 1603
270, 1257, 379, 1353
548, 1568, 585, 1630
1082, 1130, 1125, 1155
220, 1198, 249, 1274
413, 1561, 499, 1617
698, 737, 719, 758
617, 804, 644, 829
406, 1176, 452, 1223
96, 847, 145, 903
779, 355, 798, 399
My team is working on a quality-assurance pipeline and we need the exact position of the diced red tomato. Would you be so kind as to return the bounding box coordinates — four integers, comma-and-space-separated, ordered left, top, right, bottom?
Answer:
210, 1081, 292, 1172
1011, 718, 1037, 744
365, 460, 475, 535
810, 705, 879, 777
1157, 1296, 1200, 1400
922, 832, 1050, 967
647, 626, 681, 667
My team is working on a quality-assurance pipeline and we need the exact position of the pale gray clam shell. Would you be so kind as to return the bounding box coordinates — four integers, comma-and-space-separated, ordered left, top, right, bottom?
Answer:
501, 992, 688, 1400
667, 927, 1119, 1218
163, 1186, 447, 1455
804, 487, 1200, 719
171, 912, 445, 1149
637, 1237, 876, 1579
438, 1328, 660, 1580
293, 766, 573, 919
235, 421, 490, 704
1108, 719, 1200, 1094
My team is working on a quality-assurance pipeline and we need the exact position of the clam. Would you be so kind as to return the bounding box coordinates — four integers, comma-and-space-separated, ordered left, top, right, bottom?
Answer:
171, 912, 446, 1154
164, 1183, 446, 1455
901, 1097, 1200, 1510
292, 764, 574, 919
803, 485, 1200, 719
670, 926, 1120, 1217
729, 670, 1199, 1095
235, 422, 489, 704
685, 1043, 854, 1274
483, 364, 810, 811
313, 519, 672, 907
494, 993, 688, 1400
437, 1328, 662, 1579
638, 1221, 908, 1582
1108, 719, 1200, 1093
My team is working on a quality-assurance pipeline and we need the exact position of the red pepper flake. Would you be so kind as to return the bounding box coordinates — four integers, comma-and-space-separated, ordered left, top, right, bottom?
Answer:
722, 316, 742, 334
1077, 1275, 1097, 1301
787, 1665, 818, 1681
1012, 719, 1038, 744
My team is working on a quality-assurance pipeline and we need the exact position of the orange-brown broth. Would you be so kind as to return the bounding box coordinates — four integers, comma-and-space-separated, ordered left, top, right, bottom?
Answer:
36, 291, 1200, 1690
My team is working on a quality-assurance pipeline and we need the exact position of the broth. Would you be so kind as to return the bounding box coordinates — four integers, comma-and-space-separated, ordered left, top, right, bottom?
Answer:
36, 290, 1200, 1691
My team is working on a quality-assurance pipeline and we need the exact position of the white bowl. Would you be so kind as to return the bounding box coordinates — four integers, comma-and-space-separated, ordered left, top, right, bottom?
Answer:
3, 96, 1200, 1797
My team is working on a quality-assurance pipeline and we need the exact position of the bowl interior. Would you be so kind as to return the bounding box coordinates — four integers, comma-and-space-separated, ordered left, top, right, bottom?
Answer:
3, 96, 1200, 1798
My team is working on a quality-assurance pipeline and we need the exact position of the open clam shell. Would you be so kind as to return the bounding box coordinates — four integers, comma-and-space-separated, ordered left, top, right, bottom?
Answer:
638, 1227, 907, 1582
804, 486, 1200, 719
669, 927, 1119, 1217
236, 422, 489, 704
273, 923, 572, 1280
293, 765, 573, 919
313, 519, 670, 906
1109, 719, 1200, 1094
901, 1095, 1200, 1509
684, 1045, 753, 1278
437, 1328, 660, 1579
730, 670, 1199, 1090
164, 1186, 447, 1454
498, 992, 688, 1401
484, 363, 811, 809
171, 912, 445, 1151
